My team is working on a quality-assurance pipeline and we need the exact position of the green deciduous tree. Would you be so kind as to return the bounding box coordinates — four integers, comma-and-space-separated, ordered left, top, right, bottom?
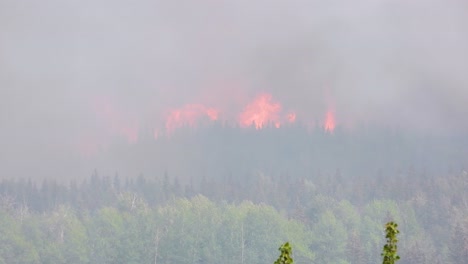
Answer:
310, 210, 348, 264
0, 209, 39, 264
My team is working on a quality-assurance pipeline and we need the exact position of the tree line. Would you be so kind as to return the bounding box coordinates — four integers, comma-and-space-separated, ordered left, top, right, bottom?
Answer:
0, 168, 467, 263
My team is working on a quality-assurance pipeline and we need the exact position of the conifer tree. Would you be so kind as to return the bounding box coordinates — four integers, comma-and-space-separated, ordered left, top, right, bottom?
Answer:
381, 221, 400, 264
274, 242, 293, 264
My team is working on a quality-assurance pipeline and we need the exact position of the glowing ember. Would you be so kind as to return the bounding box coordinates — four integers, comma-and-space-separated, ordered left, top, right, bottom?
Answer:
166, 104, 219, 133
238, 93, 282, 129
324, 110, 335, 132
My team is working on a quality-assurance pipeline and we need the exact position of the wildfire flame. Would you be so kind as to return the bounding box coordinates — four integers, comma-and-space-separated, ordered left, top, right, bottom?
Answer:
239, 93, 282, 129
166, 104, 219, 134
324, 110, 335, 132
89, 92, 339, 152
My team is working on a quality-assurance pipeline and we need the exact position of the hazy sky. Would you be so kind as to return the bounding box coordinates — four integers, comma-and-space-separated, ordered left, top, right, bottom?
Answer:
1, 0, 468, 179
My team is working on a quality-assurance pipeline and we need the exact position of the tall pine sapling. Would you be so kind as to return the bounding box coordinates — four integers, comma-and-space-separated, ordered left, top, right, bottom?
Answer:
274, 242, 294, 264
382, 221, 400, 264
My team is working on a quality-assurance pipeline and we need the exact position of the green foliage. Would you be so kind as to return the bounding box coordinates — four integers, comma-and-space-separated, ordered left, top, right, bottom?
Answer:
0, 210, 39, 264
274, 242, 293, 264
1, 167, 467, 264
381, 221, 400, 264
310, 210, 347, 263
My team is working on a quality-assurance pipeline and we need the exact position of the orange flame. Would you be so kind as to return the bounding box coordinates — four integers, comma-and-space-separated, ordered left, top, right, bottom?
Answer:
324, 110, 335, 132
239, 93, 282, 129
166, 104, 219, 133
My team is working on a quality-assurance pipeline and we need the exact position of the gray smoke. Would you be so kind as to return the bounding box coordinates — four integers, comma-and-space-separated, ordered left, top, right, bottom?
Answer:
1, 0, 467, 179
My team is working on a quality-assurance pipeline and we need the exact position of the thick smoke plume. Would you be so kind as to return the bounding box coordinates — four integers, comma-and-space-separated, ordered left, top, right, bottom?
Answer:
1, 0, 467, 179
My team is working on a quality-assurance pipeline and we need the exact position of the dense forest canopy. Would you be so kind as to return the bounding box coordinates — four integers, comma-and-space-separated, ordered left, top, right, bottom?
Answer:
1, 125, 467, 264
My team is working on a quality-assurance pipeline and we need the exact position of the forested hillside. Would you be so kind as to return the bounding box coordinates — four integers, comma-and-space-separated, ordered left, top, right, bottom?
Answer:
69, 123, 468, 184
2, 0, 468, 263
1, 142, 467, 263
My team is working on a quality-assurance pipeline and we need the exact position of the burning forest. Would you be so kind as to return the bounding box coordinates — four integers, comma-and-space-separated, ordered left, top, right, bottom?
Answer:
1, 0, 468, 263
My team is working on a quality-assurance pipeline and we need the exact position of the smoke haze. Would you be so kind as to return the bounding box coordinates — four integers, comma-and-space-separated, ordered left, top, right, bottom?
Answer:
1, 0, 468, 179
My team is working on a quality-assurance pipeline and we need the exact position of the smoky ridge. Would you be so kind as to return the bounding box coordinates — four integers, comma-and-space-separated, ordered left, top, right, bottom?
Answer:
1, 0, 468, 180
